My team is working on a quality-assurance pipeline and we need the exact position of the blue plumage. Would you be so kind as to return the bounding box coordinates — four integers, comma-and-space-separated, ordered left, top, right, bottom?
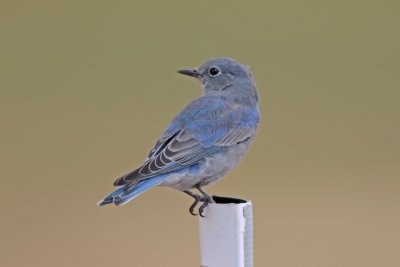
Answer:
98, 175, 167, 206
98, 58, 260, 216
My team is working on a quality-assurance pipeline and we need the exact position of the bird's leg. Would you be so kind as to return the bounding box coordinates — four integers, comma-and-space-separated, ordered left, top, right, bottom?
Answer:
195, 184, 215, 217
183, 190, 205, 216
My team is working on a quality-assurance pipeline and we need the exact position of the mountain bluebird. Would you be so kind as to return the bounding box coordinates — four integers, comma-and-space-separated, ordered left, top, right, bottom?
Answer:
98, 58, 260, 216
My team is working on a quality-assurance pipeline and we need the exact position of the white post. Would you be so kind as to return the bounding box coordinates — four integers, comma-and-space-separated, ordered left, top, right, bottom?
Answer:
199, 196, 253, 267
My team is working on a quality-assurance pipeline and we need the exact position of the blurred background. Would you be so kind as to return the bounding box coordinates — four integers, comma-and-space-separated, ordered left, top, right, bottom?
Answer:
1, 0, 399, 266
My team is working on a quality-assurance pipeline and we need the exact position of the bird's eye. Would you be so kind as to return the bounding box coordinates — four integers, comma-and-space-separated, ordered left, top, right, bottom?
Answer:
208, 67, 220, 77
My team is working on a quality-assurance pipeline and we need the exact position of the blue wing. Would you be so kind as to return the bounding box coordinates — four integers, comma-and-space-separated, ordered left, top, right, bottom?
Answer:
114, 95, 259, 188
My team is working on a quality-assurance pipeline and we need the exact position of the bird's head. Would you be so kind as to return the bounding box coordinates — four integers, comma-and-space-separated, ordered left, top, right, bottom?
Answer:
178, 58, 256, 95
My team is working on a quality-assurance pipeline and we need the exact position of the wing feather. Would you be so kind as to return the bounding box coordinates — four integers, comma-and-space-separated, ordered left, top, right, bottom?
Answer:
114, 95, 259, 188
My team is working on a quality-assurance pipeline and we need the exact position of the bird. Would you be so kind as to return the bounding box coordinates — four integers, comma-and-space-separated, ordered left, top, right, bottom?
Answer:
98, 58, 260, 216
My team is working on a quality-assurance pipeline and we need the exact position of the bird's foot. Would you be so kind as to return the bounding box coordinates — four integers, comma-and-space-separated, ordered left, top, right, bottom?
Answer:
184, 190, 206, 216
184, 185, 215, 217
195, 184, 215, 217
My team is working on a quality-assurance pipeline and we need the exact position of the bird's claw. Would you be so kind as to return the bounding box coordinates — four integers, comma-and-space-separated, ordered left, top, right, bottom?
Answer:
189, 197, 200, 215
199, 201, 208, 217
189, 195, 208, 216
184, 187, 214, 217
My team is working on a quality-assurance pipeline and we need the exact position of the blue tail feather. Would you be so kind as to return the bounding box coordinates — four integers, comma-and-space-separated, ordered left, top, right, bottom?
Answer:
98, 175, 167, 206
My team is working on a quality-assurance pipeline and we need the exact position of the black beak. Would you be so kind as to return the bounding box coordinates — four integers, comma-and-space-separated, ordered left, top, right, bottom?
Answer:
177, 69, 199, 78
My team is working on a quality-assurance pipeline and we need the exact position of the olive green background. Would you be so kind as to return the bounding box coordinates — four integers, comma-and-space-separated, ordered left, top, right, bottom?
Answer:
1, 1, 399, 266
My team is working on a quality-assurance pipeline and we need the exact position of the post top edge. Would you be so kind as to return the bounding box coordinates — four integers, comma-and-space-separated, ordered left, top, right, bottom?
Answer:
211, 195, 251, 205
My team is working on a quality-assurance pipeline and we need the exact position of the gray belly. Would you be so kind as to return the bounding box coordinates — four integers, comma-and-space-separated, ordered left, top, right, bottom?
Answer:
159, 138, 253, 191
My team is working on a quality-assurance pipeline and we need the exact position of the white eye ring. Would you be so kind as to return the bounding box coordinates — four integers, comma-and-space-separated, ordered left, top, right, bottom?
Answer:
208, 66, 221, 77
